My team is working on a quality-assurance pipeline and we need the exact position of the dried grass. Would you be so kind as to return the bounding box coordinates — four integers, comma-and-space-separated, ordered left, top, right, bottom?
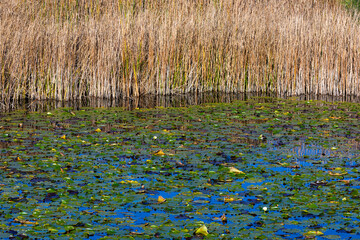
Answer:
1, 0, 359, 105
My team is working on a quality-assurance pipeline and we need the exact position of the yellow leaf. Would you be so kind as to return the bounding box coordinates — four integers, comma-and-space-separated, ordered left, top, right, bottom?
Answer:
126, 180, 140, 185
220, 213, 227, 223
328, 171, 347, 176
338, 180, 351, 185
16, 157, 21, 161
153, 150, 165, 156
304, 230, 324, 236
95, 128, 101, 132
195, 224, 208, 236
157, 196, 166, 203
224, 197, 235, 203
228, 167, 245, 174
14, 218, 38, 225
60, 135, 66, 139
212, 213, 227, 223
277, 162, 289, 167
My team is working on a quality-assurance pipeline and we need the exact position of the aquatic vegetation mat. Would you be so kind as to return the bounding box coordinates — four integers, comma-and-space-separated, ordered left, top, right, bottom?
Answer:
1, 98, 360, 239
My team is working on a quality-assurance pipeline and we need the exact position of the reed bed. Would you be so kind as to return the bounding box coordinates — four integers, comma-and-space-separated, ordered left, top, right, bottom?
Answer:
1, 0, 360, 106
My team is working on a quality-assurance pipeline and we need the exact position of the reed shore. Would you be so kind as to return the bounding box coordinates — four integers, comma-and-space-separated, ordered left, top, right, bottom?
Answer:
1, 0, 360, 106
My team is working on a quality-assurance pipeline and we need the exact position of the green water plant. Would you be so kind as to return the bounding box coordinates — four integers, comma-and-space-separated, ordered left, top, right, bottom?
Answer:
1, 98, 360, 238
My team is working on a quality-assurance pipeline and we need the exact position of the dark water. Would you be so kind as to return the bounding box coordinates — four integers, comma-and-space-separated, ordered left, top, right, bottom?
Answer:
3, 92, 360, 112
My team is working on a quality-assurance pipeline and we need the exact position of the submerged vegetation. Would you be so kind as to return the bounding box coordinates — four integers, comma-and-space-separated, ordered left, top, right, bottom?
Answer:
1, 98, 360, 238
1, 0, 360, 106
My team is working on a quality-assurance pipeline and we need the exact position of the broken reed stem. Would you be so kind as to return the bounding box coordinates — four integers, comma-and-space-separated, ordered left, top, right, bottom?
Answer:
0, 0, 360, 105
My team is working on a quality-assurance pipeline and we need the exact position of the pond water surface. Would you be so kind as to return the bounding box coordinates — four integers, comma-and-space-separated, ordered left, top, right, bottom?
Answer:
1, 97, 360, 239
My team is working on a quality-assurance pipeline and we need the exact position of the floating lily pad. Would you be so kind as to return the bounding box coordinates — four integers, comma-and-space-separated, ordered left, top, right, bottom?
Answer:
1, 98, 360, 238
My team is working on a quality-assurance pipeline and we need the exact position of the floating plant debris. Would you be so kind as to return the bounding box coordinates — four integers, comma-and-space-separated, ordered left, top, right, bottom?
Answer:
1, 98, 360, 239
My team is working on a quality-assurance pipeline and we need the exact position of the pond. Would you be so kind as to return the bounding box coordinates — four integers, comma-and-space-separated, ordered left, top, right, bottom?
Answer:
1, 97, 360, 239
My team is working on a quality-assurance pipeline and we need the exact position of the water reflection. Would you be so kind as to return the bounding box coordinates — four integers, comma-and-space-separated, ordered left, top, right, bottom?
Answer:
2, 92, 265, 112
3, 92, 360, 112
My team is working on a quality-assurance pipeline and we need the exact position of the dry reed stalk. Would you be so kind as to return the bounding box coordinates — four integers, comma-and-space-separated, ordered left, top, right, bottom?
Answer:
0, 0, 360, 106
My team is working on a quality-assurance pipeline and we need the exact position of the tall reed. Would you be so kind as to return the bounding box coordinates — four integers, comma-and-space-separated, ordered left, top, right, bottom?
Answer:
1, 0, 360, 106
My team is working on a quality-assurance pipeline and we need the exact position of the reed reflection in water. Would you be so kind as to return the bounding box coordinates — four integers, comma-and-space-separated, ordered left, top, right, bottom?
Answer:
2, 92, 360, 113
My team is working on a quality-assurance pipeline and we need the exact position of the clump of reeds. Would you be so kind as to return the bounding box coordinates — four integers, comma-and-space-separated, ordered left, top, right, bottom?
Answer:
1, 0, 360, 106
343, 0, 360, 11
